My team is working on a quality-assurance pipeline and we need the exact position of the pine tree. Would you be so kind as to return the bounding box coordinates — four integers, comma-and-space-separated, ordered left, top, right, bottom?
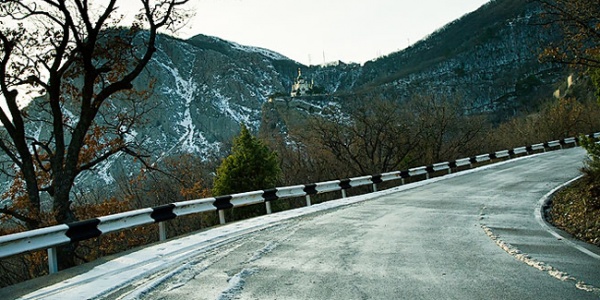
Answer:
212, 125, 281, 196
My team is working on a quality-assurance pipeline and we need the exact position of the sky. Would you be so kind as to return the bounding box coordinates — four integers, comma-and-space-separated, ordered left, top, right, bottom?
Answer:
166, 0, 491, 65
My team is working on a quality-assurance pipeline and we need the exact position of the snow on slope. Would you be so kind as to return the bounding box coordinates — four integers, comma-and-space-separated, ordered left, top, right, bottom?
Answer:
152, 43, 221, 157
212, 89, 261, 130
228, 40, 290, 61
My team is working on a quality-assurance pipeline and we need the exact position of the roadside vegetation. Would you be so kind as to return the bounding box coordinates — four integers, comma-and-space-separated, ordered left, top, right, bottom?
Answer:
548, 135, 600, 247
549, 177, 600, 247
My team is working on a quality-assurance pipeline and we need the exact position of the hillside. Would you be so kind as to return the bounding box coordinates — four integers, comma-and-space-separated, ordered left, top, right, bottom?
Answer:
309, 0, 566, 118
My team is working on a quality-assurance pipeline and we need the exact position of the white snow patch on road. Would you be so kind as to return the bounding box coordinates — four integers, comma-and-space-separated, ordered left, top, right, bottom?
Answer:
246, 241, 278, 264
481, 224, 600, 295
120, 262, 193, 300
217, 268, 258, 300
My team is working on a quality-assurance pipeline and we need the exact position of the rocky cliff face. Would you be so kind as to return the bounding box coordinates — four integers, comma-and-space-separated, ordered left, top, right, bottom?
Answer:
136, 35, 298, 156
0, 0, 574, 197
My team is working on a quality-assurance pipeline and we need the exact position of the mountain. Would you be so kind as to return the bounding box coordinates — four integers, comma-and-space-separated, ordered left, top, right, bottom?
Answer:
71, 34, 304, 191
310, 0, 565, 117
0, 0, 574, 199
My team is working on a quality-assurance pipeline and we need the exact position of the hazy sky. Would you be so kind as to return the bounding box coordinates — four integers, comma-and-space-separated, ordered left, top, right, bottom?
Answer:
169, 0, 491, 65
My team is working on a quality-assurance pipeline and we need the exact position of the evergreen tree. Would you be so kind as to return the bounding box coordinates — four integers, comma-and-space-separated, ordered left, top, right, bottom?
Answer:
212, 125, 281, 196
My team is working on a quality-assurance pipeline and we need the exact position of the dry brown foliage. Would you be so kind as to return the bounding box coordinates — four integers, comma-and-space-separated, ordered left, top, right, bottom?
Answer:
549, 178, 600, 247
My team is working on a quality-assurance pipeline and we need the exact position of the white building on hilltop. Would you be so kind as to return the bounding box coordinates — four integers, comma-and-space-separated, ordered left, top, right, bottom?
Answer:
290, 68, 314, 97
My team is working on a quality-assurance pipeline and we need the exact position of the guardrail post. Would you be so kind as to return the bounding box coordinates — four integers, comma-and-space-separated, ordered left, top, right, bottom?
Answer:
218, 210, 226, 225
159, 222, 167, 241
265, 202, 272, 214
372, 183, 378, 192
305, 195, 312, 206
48, 247, 58, 274
341, 189, 347, 198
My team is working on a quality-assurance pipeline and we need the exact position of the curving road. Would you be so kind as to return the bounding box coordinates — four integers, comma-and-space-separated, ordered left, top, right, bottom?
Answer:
5, 147, 600, 299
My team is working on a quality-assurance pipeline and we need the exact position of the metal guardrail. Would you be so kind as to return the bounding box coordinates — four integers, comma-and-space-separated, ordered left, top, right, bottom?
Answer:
0, 134, 591, 274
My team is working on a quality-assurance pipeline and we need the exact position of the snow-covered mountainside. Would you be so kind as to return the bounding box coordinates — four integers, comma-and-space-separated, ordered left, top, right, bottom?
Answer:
73, 34, 304, 188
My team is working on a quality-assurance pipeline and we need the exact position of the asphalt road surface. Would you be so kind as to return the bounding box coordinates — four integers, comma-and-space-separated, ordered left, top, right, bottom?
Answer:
6, 147, 600, 299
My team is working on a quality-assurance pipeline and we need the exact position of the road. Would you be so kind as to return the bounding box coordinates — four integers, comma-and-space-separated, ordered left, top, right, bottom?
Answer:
4, 147, 600, 299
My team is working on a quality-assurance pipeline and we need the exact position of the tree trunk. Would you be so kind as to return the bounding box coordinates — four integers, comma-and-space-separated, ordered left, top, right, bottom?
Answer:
57, 243, 78, 271
53, 176, 78, 270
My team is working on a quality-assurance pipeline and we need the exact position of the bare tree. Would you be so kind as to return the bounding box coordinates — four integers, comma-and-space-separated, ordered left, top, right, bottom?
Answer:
407, 95, 489, 164
0, 0, 187, 269
308, 99, 422, 176
535, 0, 600, 69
